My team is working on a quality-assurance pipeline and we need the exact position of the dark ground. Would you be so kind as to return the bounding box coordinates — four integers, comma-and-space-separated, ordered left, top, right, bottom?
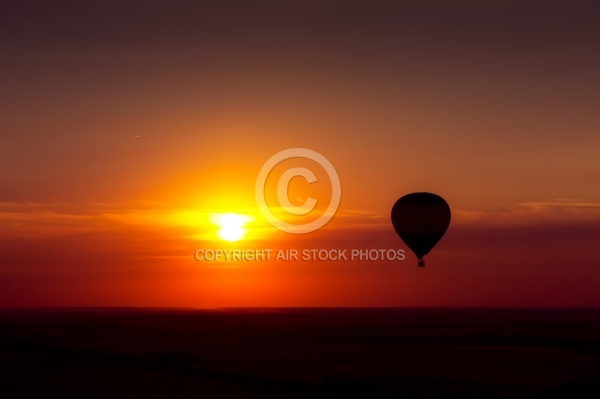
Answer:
1, 308, 599, 398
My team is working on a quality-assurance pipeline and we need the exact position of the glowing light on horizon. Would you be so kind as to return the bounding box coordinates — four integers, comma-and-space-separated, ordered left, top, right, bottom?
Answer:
211, 213, 253, 242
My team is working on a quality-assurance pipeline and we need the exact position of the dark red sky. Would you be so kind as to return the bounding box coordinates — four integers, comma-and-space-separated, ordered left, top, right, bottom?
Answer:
1, 0, 599, 307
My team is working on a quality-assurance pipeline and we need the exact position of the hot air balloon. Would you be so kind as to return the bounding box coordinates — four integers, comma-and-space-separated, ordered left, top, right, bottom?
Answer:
391, 192, 451, 267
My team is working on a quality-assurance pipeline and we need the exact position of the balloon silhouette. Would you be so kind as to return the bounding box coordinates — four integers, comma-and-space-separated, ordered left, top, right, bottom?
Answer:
391, 192, 451, 267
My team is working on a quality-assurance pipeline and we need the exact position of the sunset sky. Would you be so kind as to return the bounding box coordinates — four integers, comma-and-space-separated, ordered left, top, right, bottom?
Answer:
1, 0, 599, 307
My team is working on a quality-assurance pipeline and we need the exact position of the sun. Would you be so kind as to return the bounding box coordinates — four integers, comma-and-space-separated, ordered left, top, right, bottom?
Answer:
211, 213, 252, 242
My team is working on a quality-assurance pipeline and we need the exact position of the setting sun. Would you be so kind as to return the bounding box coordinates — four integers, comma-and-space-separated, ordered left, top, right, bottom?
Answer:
211, 213, 253, 242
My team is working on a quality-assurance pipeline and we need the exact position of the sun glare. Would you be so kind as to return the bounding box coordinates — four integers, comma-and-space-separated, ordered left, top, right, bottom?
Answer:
211, 213, 252, 242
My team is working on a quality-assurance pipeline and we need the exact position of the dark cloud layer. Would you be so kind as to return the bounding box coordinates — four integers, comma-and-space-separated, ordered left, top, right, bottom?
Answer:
2, 0, 600, 50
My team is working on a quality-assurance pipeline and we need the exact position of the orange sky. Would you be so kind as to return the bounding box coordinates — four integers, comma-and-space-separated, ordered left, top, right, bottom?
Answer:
1, 0, 599, 307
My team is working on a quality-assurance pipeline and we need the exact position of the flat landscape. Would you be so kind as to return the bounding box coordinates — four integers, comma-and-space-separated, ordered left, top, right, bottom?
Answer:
1, 308, 599, 398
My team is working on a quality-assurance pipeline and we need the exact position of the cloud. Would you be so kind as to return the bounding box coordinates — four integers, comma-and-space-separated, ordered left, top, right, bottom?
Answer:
518, 199, 600, 210
452, 199, 600, 227
1, 198, 599, 242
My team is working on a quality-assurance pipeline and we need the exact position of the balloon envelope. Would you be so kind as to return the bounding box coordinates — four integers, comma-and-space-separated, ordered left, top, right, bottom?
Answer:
391, 192, 451, 266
